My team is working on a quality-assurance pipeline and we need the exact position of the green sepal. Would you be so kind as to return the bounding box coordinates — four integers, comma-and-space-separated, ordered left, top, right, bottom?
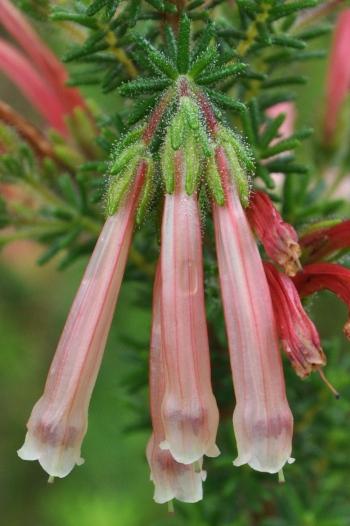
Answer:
107, 157, 140, 215
206, 154, 225, 206
136, 159, 154, 225
218, 127, 255, 173
223, 143, 250, 207
110, 142, 145, 175
196, 126, 212, 158
181, 97, 201, 130
170, 110, 186, 150
185, 133, 201, 195
114, 127, 144, 157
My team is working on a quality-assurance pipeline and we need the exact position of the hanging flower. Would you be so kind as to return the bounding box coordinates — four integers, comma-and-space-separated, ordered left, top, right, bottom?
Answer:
264, 262, 326, 378
159, 149, 220, 465
247, 191, 301, 276
17, 162, 148, 477
212, 146, 294, 474
147, 266, 206, 504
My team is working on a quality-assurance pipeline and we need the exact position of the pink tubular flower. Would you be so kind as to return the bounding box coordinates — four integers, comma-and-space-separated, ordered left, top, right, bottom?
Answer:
247, 191, 301, 276
146, 267, 205, 504
293, 263, 350, 340
0, 39, 68, 134
160, 151, 220, 465
0, 0, 83, 114
213, 147, 293, 474
300, 220, 350, 263
324, 9, 350, 142
264, 262, 326, 378
17, 162, 147, 478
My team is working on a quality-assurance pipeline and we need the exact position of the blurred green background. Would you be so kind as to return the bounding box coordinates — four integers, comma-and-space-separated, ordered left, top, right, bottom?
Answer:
2, 13, 350, 526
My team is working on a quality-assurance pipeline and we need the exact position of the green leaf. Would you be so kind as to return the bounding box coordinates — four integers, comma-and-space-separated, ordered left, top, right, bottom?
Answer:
259, 114, 286, 149
204, 88, 247, 113
260, 138, 301, 159
136, 36, 178, 79
189, 46, 218, 79
50, 9, 99, 28
197, 62, 247, 85
177, 14, 191, 74
118, 77, 172, 96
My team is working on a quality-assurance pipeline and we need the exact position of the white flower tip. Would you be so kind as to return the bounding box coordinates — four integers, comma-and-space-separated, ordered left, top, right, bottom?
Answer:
148, 439, 204, 504
159, 440, 169, 451
206, 443, 220, 458
17, 431, 84, 478
233, 453, 292, 474
160, 438, 219, 465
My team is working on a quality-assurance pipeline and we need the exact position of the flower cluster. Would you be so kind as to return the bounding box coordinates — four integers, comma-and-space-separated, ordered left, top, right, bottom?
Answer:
1, 0, 349, 510
18, 81, 298, 497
